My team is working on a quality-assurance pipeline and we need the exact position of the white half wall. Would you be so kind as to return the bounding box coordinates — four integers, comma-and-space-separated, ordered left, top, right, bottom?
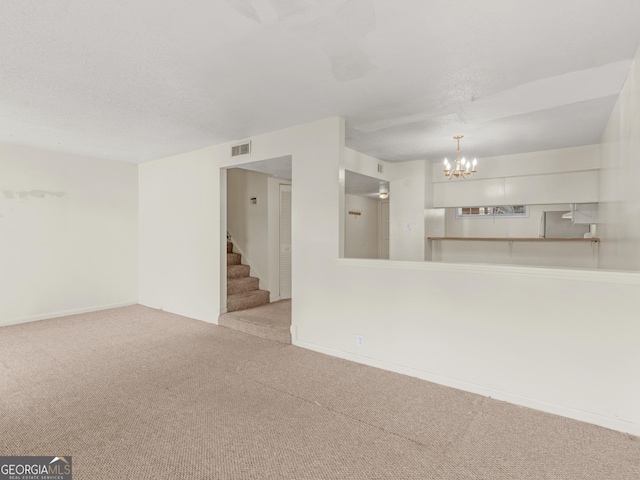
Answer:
431, 238, 599, 268
138, 116, 640, 435
0, 142, 138, 326
303, 260, 640, 436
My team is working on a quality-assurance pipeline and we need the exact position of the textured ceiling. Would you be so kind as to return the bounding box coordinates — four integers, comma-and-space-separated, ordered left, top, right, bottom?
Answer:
232, 156, 292, 180
345, 170, 388, 198
230, 159, 389, 198
1, 0, 640, 163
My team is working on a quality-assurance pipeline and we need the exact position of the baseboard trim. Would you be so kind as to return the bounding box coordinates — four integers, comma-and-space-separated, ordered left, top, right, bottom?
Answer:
293, 339, 640, 437
0, 301, 139, 328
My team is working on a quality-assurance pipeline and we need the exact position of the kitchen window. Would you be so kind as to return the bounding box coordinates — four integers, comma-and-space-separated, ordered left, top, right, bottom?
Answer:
457, 205, 529, 218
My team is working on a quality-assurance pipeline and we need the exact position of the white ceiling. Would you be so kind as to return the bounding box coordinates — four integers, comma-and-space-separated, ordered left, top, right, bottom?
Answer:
231, 158, 387, 198
345, 170, 388, 198
232, 156, 292, 180
1, 0, 640, 164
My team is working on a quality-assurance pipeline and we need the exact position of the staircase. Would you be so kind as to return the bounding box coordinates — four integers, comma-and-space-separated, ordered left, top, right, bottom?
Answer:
226, 241, 270, 312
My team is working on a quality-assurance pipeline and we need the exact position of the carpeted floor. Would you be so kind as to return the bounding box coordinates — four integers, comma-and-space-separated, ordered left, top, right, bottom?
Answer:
0, 305, 638, 479
218, 299, 291, 344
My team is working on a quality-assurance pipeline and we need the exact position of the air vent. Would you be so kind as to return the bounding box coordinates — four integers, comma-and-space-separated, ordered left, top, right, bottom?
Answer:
231, 142, 251, 157
377, 163, 383, 173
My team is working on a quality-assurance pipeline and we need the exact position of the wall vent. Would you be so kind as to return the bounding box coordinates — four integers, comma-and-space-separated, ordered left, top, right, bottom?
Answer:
231, 142, 251, 157
377, 163, 384, 173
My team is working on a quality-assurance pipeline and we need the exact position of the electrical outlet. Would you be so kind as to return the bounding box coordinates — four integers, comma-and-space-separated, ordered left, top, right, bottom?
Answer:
355, 334, 365, 348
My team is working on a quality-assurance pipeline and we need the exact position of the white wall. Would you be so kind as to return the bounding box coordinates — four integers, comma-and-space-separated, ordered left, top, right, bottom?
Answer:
424, 157, 439, 261
599, 45, 640, 271
227, 168, 269, 289
319, 260, 640, 435
0, 142, 137, 326
138, 116, 640, 435
344, 194, 379, 258
138, 117, 344, 322
389, 160, 426, 261
344, 148, 391, 179
138, 146, 220, 322
431, 239, 599, 268
267, 176, 292, 301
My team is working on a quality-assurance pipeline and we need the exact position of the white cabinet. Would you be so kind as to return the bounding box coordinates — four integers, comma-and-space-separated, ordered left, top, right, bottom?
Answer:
433, 171, 598, 207
504, 171, 599, 205
433, 178, 504, 207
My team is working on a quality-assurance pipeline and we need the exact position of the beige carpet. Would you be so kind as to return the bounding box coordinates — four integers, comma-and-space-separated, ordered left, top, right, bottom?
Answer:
219, 299, 291, 344
0, 305, 638, 480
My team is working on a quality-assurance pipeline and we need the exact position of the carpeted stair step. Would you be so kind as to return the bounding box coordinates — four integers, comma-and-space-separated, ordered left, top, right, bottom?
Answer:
227, 252, 242, 265
227, 289, 270, 312
228, 264, 250, 279
227, 241, 233, 253
218, 299, 292, 344
228, 276, 259, 295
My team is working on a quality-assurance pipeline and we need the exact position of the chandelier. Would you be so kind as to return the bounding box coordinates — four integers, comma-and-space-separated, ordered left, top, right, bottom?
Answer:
443, 135, 477, 179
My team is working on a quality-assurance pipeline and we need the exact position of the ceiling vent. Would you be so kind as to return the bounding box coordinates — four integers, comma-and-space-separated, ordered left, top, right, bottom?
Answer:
377, 163, 384, 173
231, 142, 251, 157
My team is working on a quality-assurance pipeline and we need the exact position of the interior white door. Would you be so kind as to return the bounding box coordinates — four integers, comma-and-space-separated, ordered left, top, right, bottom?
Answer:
279, 185, 292, 299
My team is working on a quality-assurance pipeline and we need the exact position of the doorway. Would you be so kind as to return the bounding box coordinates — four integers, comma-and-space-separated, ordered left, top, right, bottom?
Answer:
219, 156, 293, 342
223, 155, 292, 304
344, 170, 390, 259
